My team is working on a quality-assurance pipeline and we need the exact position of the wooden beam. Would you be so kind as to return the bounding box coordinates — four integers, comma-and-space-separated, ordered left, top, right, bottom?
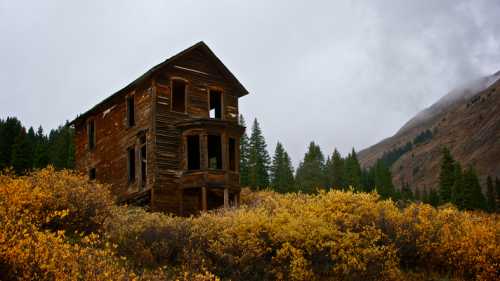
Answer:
224, 188, 229, 208
202, 186, 208, 212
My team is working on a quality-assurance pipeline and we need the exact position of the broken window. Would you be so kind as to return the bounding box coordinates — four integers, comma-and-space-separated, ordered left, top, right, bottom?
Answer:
207, 135, 222, 169
89, 168, 96, 180
187, 135, 200, 170
126, 95, 135, 127
127, 147, 136, 183
229, 137, 236, 171
172, 80, 186, 113
209, 90, 222, 119
140, 136, 147, 188
87, 119, 95, 150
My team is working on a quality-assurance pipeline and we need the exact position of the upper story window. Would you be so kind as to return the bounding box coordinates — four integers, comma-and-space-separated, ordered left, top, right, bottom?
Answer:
87, 119, 95, 150
126, 95, 135, 127
209, 90, 222, 119
171, 80, 186, 113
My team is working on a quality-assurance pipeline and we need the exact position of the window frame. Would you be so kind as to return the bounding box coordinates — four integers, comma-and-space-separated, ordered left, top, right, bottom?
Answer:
127, 146, 136, 184
208, 87, 224, 120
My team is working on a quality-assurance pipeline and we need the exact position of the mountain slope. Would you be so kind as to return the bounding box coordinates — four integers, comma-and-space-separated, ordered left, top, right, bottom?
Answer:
358, 71, 500, 191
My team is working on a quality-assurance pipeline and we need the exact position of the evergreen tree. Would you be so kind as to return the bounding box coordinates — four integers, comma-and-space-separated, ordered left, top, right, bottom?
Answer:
10, 129, 32, 174
451, 163, 465, 209
0, 117, 23, 169
325, 148, 345, 189
239, 115, 250, 186
295, 141, 325, 193
486, 176, 496, 213
400, 182, 414, 201
344, 148, 362, 190
248, 119, 270, 190
428, 188, 440, 207
270, 142, 295, 193
372, 160, 395, 199
414, 187, 422, 202
47, 122, 75, 169
439, 147, 455, 204
33, 126, 49, 168
462, 166, 486, 211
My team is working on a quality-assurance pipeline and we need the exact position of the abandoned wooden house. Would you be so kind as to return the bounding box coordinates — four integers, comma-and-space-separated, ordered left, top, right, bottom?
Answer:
70, 42, 248, 215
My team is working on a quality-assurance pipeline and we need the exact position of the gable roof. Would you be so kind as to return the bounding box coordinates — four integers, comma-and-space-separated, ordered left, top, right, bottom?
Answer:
70, 41, 248, 125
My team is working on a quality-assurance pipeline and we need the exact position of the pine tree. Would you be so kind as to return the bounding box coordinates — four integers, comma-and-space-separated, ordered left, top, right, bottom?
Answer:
33, 126, 49, 169
295, 142, 325, 193
47, 122, 75, 169
325, 148, 345, 189
439, 147, 455, 204
270, 142, 295, 193
486, 176, 496, 213
248, 118, 270, 190
428, 188, 440, 207
11, 129, 32, 174
462, 166, 486, 211
372, 160, 395, 199
400, 182, 414, 201
0, 117, 22, 169
239, 115, 250, 186
344, 148, 362, 190
451, 163, 465, 209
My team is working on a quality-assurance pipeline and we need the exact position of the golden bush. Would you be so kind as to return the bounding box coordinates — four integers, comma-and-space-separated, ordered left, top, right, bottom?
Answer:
1, 168, 499, 281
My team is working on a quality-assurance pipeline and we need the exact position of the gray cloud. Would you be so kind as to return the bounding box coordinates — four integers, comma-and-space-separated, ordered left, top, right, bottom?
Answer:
1, 0, 499, 166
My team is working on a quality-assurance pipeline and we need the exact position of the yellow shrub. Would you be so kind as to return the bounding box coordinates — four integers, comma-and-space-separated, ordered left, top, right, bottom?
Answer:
1, 168, 499, 281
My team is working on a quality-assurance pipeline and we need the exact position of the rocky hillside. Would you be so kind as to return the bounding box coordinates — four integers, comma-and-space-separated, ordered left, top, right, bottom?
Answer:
358, 71, 500, 191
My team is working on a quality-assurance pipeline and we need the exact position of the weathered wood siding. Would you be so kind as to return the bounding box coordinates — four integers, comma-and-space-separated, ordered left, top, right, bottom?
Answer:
74, 82, 154, 201
151, 50, 241, 213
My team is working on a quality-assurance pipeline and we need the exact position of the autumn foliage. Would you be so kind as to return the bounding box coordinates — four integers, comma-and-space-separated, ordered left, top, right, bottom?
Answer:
1, 168, 499, 280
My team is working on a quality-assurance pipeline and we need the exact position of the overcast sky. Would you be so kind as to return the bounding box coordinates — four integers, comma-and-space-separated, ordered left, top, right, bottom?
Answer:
1, 0, 499, 166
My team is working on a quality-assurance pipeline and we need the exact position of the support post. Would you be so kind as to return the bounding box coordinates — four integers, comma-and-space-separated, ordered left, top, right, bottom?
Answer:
179, 190, 184, 216
224, 188, 229, 208
201, 186, 207, 212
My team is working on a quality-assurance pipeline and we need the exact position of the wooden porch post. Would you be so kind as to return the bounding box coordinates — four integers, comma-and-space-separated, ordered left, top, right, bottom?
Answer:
201, 186, 208, 212
224, 188, 229, 208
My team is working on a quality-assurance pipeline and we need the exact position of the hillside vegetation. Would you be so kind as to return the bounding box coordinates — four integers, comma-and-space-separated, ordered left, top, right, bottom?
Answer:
1, 168, 499, 281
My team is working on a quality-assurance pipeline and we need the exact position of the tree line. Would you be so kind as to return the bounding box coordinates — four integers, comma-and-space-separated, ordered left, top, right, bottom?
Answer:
238, 115, 398, 199
434, 147, 500, 213
0, 117, 74, 174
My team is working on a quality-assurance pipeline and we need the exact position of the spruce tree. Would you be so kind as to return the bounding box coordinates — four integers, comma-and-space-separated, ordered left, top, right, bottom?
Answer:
270, 142, 295, 193
239, 115, 250, 186
11, 129, 32, 174
428, 188, 440, 207
295, 141, 325, 193
344, 148, 362, 190
0, 117, 22, 169
462, 166, 486, 211
439, 147, 455, 204
400, 182, 414, 201
372, 160, 395, 199
451, 163, 465, 209
486, 176, 496, 213
325, 148, 345, 189
248, 118, 270, 190
33, 126, 49, 168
